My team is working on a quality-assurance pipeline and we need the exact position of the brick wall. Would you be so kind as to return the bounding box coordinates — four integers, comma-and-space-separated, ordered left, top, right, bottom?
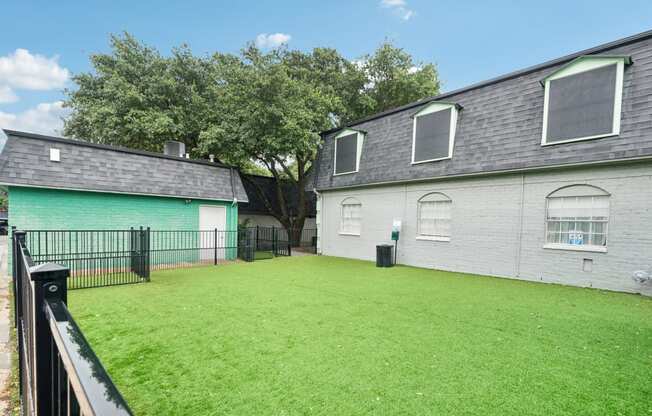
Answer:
318, 162, 652, 295
7, 186, 240, 265
8, 186, 238, 231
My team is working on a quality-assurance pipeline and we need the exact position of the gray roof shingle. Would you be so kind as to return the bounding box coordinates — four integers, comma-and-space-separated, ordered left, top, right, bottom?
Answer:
0, 130, 248, 202
313, 30, 652, 191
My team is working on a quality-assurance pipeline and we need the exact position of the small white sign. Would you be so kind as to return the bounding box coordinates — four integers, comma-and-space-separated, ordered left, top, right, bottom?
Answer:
569, 231, 584, 245
49, 148, 60, 162
392, 218, 402, 232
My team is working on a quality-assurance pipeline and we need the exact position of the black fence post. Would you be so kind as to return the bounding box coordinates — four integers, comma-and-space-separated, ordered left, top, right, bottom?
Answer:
145, 227, 151, 280
272, 227, 277, 256
12, 227, 20, 328
214, 228, 218, 265
129, 226, 135, 275
256, 225, 259, 253
29, 261, 70, 414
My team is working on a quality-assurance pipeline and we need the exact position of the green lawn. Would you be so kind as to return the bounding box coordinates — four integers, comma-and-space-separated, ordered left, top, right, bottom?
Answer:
69, 256, 652, 415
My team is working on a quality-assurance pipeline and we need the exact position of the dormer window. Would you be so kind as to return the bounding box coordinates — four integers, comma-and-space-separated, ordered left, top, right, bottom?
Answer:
541, 55, 631, 146
411, 102, 459, 164
334, 129, 364, 175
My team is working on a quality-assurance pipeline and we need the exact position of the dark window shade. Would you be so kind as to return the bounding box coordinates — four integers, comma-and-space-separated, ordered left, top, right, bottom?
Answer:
546, 64, 618, 143
335, 133, 358, 174
414, 108, 452, 162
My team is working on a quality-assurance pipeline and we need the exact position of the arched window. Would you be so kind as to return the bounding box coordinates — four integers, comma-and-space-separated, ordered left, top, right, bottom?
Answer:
417, 193, 452, 241
340, 197, 362, 235
545, 185, 610, 250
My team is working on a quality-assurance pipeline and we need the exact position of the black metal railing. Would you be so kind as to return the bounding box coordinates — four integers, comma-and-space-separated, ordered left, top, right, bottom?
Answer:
13, 231, 132, 415
149, 229, 241, 270
252, 226, 291, 258
22, 228, 255, 290
19, 226, 310, 290
24, 228, 151, 290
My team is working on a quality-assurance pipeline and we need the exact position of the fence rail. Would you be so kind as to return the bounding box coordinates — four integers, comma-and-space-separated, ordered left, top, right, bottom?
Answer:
13, 231, 132, 415
20, 226, 314, 290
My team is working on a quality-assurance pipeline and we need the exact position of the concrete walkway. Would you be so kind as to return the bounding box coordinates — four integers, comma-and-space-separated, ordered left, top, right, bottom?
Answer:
0, 236, 11, 413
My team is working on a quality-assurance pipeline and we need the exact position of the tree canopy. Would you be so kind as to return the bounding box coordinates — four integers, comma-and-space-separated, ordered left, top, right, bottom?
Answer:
64, 33, 441, 231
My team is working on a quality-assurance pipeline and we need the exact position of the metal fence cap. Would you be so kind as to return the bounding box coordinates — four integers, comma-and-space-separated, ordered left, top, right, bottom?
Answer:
29, 262, 70, 281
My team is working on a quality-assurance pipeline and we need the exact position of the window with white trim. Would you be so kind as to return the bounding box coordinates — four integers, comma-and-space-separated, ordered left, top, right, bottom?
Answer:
545, 185, 610, 251
412, 102, 459, 164
340, 198, 361, 235
542, 56, 629, 145
417, 193, 452, 240
334, 129, 364, 175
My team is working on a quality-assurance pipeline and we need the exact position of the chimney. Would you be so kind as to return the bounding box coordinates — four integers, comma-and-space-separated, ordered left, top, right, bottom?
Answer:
164, 141, 186, 158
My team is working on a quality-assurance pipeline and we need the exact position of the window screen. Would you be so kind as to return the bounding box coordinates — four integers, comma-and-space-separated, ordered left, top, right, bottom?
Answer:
335, 133, 358, 174
546, 64, 617, 143
546, 195, 609, 247
414, 108, 451, 162
341, 203, 361, 234
418, 200, 452, 238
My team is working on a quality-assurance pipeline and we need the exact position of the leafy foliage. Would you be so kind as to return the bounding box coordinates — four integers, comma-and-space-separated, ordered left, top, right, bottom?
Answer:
64, 34, 440, 229
64, 33, 219, 154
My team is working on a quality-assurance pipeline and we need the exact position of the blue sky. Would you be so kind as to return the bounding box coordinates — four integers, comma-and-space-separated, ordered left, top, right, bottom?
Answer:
1, 0, 651, 136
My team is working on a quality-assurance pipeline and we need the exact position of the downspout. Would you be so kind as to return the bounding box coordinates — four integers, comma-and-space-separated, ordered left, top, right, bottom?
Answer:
229, 167, 238, 206
515, 173, 525, 277
229, 168, 238, 240
312, 133, 325, 254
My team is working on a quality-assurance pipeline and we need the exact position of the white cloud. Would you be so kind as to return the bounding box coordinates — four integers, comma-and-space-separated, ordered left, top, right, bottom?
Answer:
0, 101, 71, 135
380, 0, 415, 20
0, 48, 70, 91
0, 86, 18, 103
255, 33, 291, 49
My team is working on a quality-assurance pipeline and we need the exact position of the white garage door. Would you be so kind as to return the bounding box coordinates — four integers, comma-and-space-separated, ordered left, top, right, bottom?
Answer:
199, 205, 227, 261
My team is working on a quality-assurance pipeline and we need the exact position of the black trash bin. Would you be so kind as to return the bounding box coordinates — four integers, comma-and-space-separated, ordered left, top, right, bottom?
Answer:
376, 244, 394, 267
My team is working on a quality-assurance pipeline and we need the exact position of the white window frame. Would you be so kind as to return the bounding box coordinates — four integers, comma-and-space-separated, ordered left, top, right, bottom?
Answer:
543, 185, 610, 253
339, 197, 362, 236
541, 56, 627, 146
411, 102, 458, 165
333, 129, 364, 176
416, 192, 452, 242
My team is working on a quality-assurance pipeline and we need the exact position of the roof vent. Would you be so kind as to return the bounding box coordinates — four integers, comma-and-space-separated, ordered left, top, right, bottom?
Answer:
164, 141, 186, 158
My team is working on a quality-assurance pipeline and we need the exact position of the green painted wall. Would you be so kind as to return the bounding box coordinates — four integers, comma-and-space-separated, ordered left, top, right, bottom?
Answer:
8, 186, 239, 262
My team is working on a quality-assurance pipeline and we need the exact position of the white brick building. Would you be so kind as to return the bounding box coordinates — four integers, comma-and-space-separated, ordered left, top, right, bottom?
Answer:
311, 31, 652, 295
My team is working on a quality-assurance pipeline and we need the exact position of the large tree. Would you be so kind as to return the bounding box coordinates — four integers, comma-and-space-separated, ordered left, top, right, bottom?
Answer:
63, 33, 219, 154
64, 34, 441, 237
200, 46, 339, 237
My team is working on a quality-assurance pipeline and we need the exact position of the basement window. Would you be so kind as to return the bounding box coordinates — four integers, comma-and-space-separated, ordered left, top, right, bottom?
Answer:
411, 102, 459, 164
333, 129, 364, 175
541, 55, 630, 145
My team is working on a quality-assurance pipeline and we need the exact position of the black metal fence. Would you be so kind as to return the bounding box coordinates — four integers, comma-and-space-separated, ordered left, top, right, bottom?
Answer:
24, 228, 151, 290
13, 231, 132, 415
20, 226, 308, 290
252, 226, 290, 258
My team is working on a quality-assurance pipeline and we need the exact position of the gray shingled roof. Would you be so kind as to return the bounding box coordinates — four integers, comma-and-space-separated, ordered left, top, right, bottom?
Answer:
0, 130, 248, 202
313, 30, 652, 191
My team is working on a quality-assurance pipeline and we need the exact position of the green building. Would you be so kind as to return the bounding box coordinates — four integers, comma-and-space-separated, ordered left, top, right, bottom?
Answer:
0, 130, 248, 261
